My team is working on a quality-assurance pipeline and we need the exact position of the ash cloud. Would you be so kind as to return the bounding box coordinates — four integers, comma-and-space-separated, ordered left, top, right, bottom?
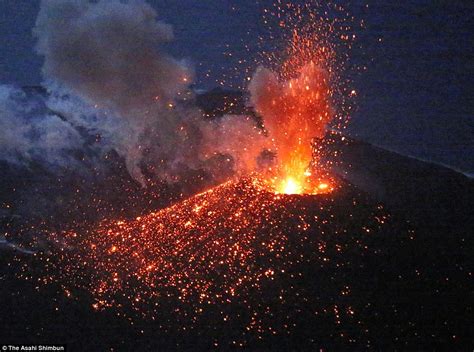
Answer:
34, 0, 191, 114
33, 0, 197, 184
199, 114, 269, 174
1, 0, 267, 189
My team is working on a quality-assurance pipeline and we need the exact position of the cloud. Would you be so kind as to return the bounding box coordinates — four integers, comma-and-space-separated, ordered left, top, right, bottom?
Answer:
1, 0, 269, 189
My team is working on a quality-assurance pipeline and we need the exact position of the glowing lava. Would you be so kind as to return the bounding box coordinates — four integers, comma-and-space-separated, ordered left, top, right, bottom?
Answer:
248, 18, 337, 195
18, 175, 393, 348
274, 176, 334, 195
279, 177, 302, 195
247, 1, 355, 197
250, 62, 333, 195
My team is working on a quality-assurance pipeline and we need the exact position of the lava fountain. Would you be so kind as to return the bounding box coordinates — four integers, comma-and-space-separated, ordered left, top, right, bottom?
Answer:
249, 2, 343, 195
250, 62, 336, 195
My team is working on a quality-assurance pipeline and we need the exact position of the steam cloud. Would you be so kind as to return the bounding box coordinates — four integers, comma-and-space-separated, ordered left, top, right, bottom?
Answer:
1, 0, 265, 187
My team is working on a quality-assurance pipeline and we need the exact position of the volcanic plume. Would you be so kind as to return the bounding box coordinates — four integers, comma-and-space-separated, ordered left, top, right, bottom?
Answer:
1, 0, 352, 200
245, 0, 353, 195
0, 0, 265, 189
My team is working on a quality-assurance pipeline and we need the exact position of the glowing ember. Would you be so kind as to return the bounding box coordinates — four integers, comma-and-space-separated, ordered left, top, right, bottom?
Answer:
273, 176, 334, 195
250, 62, 333, 195
18, 177, 386, 331
318, 182, 329, 190
16, 174, 396, 347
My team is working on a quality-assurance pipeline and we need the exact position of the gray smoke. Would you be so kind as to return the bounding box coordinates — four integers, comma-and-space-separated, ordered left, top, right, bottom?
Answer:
1, 0, 266, 188
33, 0, 199, 184
34, 0, 192, 114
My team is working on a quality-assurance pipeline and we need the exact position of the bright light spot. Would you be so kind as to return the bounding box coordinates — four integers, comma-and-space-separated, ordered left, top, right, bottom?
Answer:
280, 178, 303, 195
318, 183, 329, 190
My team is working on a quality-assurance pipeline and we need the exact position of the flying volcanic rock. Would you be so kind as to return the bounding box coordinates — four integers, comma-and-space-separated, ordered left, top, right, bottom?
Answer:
13, 175, 405, 349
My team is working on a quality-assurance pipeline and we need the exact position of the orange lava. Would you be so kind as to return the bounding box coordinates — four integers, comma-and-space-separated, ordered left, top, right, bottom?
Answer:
249, 2, 343, 195
272, 174, 335, 195
250, 62, 333, 195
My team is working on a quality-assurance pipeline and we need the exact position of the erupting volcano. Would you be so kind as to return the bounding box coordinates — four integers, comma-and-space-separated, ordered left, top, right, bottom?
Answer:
3, 0, 471, 351
246, 1, 347, 196
16, 0, 351, 334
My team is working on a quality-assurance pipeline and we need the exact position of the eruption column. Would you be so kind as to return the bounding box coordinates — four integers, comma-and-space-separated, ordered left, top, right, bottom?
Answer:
249, 62, 333, 194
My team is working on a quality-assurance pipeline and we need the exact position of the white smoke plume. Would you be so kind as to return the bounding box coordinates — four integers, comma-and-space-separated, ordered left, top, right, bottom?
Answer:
0, 0, 268, 187
33, 0, 198, 184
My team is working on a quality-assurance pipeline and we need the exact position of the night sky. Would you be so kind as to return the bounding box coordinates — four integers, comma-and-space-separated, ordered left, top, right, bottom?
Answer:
1, 0, 473, 174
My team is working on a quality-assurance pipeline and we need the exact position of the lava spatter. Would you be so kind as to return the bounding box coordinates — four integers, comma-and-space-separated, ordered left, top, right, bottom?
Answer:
18, 174, 397, 347
248, 1, 356, 197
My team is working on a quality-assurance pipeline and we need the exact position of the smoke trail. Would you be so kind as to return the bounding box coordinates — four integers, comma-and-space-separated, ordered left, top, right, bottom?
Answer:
34, 0, 191, 113
0, 0, 269, 197
28, 0, 267, 186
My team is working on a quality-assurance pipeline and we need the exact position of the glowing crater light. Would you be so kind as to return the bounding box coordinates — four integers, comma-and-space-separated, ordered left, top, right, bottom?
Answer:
280, 177, 303, 195
272, 173, 334, 195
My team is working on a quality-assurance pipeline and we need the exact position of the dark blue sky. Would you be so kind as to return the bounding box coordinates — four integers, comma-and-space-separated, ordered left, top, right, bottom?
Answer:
0, 0, 473, 174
